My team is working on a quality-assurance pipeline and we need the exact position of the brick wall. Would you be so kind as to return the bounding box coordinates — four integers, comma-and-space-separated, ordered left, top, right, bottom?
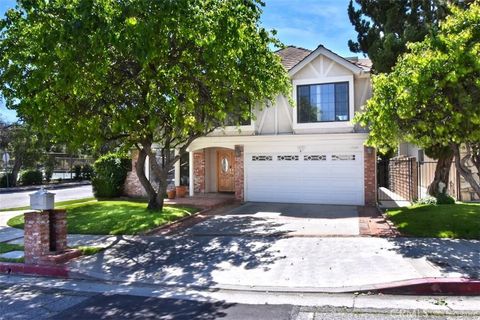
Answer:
234, 145, 244, 201
193, 150, 205, 193
48, 210, 67, 253
389, 156, 418, 202
24, 211, 50, 265
364, 146, 377, 206
124, 150, 147, 198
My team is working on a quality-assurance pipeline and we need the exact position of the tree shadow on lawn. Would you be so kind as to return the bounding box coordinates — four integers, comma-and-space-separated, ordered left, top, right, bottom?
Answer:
69, 217, 291, 289
387, 237, 480, 279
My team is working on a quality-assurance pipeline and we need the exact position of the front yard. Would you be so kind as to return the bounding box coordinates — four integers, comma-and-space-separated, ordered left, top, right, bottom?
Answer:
7, 200, 198, 235
386, 202, 480, 239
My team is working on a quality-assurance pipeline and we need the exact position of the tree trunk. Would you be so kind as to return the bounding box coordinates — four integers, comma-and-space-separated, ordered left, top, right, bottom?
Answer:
10, 157, 22, 187
427, 152, 454, 197
135, 147, 161, 211
452, 144, 480, 198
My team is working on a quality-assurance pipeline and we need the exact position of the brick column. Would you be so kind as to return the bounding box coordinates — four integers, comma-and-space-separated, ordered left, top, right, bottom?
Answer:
364, 146, 377, 206
24, 211, 50, 265
193, 150, 205, 193
49, 209, 67, 253
234, 145, 244, 201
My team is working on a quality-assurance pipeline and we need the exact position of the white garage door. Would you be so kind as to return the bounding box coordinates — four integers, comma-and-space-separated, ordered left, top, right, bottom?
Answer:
245, 151, 364, 205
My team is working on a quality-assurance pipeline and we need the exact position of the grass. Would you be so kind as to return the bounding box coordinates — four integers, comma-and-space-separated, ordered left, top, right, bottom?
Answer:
7, 200, 198, 235
386, 202, 480, 239
0, 243, 24, 263
0, 197, 96, 212
74, 246, 106, 256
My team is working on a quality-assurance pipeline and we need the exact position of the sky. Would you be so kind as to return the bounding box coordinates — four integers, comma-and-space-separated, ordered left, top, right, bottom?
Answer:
0, 0, 359, 123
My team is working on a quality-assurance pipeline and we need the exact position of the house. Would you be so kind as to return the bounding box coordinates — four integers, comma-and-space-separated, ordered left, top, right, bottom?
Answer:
125, 45, 376, 206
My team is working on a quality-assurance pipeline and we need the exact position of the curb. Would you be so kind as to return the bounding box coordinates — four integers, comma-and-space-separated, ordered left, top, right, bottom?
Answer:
0, 262, 68, 278
0, 181, 91, 194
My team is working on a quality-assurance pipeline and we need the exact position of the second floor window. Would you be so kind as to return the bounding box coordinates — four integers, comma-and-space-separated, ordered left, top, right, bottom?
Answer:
297, 82, 349, 123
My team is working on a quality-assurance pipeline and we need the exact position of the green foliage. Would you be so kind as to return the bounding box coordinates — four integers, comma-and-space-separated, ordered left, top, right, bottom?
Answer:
8, 200, 198, 235
81, 164, 94, 180
436, 193, 456, 205
355, 2, 480, 153
92, 153, 130, 198
19, 169, 43, 186
348, 0, 465, 73
0, 173, 14, 188
73, 164, 82, 181
0, 0, 291, 209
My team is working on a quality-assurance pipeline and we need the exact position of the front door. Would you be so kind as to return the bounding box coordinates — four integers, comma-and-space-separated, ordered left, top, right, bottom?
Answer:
217, 149, 235, 192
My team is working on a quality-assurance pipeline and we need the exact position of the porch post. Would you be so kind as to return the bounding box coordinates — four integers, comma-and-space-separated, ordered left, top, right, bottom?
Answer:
174, 149, 180, 187
189, 151, 194, 196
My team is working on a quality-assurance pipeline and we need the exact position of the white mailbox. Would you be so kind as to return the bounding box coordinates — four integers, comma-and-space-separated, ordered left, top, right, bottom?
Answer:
30, 187, 55, 211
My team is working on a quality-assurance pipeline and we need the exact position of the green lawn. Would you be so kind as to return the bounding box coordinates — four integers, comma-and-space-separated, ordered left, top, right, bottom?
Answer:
386, 202, 480, 239
0, 197, 96, 212
7, 200, 198, 235
0, 243, 24, 263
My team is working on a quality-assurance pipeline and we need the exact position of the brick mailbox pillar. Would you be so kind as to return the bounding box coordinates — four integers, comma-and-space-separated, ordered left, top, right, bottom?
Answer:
24, 209, 68, 265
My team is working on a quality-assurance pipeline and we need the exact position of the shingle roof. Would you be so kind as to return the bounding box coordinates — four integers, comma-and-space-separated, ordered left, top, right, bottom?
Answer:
275, 46, 312, 71
276, 45, 371, 73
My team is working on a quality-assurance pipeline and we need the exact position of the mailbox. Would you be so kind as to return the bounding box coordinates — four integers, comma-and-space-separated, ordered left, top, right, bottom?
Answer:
30, 187, 55, 210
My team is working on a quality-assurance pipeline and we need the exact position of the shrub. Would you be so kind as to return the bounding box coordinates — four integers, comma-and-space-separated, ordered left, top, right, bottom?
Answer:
81, 164, 94, 180
20, 169, 43, 186
0, 173, 15, 188
436, 193, 456, 205
92, 153, 130, 198
416, 196, 437, 206
73, 164, 82, 180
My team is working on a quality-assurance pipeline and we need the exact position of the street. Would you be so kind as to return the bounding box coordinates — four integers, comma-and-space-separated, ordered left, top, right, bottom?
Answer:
0, 185, 93, 209
1, 281, 479, 320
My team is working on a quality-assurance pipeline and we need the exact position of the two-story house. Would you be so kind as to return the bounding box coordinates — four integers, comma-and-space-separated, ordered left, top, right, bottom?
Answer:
125, 45, 376, 206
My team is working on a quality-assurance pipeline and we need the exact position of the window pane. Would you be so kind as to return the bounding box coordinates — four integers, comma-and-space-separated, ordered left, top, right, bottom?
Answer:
335, 82, 349, 121
297, 82, 349, 123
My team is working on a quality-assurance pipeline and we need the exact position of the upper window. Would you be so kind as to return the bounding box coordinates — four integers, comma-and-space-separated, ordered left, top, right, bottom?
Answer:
297, 82, 349, 123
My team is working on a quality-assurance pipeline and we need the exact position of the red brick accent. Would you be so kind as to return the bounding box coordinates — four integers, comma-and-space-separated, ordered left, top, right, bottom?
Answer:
24, 209, 70, 265
124, 150, 147, 197
24, 211, 50, 265
234, 145, 244, 201
48, 210, 67, 253
364, 146, 377, 206
193, 150, 206, 193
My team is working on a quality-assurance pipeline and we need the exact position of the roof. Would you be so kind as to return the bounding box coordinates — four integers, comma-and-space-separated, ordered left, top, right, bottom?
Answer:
276, 45, 371, 73
275, 46, 312, 71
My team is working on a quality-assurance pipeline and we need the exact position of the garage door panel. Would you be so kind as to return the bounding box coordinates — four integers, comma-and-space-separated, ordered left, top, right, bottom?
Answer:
246, 151, 364, 205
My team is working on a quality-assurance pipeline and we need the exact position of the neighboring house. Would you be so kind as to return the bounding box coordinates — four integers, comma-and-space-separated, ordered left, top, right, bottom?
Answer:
125, 45, 376, 206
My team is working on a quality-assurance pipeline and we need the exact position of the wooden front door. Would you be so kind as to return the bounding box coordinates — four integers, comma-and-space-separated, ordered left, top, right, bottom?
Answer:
217, 149, 235, 192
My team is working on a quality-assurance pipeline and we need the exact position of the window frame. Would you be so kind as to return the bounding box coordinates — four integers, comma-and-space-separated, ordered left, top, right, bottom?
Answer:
292, 75, 355, 131
296, 81, 350, 123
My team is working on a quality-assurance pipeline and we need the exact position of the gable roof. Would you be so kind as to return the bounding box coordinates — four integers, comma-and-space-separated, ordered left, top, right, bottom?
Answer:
276, 45, 371, 75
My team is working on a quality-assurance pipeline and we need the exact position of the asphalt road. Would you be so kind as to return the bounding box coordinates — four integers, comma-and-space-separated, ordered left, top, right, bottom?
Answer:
0, 185, 93, 209
1, 283, 479, 320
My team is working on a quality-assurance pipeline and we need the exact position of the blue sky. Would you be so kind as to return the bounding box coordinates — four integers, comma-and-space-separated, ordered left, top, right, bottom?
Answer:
0, 0, 358, 123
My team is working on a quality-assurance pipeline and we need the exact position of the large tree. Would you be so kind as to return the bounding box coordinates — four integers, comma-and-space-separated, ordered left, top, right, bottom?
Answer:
348, 0, 470, 197
348, 0, 466, 73
0, 0, 291, 210
355, 2, 480, 198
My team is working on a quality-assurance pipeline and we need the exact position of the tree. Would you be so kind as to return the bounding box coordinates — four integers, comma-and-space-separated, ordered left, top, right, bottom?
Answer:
0, 121, 45, 186
348, 0, 466, 73
0, 0, 291, 210
348, 0, 469, 197
355, 2, 480, 198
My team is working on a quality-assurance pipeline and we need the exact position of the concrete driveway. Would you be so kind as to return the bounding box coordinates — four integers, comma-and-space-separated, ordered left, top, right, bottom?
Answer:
185, 202, 360, 237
